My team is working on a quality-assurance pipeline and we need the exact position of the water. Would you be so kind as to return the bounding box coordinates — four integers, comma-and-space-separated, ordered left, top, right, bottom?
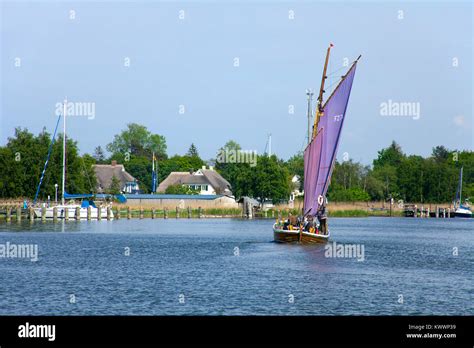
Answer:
0, 217, 472, 315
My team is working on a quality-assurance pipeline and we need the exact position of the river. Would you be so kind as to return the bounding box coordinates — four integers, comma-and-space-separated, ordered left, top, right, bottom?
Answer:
0, 217, 472, 315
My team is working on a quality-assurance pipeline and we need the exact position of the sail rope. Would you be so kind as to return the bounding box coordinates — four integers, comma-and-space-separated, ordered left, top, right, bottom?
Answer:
33, 115, 62, 204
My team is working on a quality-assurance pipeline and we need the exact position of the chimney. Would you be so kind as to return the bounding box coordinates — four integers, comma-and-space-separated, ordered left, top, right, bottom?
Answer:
209, 166, 214, 171
202, 165, 206, 170
111, 160, 117, 167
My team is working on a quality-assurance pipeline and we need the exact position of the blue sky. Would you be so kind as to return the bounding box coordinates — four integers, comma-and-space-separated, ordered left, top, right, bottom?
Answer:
1, 1, 472, 164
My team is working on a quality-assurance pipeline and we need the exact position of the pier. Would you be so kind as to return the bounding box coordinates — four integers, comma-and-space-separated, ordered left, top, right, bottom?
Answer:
403, 204, 455, 218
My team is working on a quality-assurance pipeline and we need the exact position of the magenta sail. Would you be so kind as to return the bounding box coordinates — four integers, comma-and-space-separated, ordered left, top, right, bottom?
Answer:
304, 64, 357, 216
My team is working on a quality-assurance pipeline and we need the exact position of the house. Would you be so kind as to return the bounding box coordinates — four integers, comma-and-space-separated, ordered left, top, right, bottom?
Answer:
157, 166, 232, 196
93, 161, 140, 194
290, 175, 303, 201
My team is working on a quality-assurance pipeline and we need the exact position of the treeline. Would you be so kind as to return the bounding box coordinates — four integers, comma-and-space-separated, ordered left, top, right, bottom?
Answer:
0, 123, 472, 204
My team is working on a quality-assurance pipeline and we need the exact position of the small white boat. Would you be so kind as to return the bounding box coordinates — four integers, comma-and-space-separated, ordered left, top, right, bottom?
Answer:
453, 167, 472, 218
454, 205, 472, 218
33, 99, 114, 220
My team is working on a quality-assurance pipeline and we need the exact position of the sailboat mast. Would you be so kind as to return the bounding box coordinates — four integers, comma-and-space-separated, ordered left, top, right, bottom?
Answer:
459, 166, 463, 205
306, 89, 314, 145
313, 43, 333, 138
61, 98, 67, 206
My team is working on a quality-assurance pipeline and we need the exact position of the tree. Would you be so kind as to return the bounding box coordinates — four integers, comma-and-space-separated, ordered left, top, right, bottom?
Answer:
108, 175, 121, 194
165, 184, 199, 195
106, 123, 167, 160
187, 143, 199, 157
373, 141, 404, 169
93, 146, 106, 163
285, 153, 304, 191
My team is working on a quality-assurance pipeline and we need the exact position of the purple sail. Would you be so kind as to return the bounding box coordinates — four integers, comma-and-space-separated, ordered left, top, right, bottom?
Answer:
304, 63, 357, 216
303, 130, 324, 216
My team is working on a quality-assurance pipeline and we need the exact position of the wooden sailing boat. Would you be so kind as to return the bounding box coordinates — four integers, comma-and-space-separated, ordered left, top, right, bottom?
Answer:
273, 44, 360, 243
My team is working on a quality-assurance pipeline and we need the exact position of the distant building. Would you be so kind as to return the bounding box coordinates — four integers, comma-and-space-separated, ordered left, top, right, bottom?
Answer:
93, 160, 140, 194
157, 166, 232, 196
290, 175, 303, 201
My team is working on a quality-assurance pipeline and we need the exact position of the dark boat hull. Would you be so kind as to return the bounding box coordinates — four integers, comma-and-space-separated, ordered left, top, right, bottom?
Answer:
273, 224, 329, 244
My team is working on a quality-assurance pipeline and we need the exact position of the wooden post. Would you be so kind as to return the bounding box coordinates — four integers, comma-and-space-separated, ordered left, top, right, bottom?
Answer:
427, 207, 430, 218
87, 206, 91, 220
164, 207, 168, 219
151, 208, 156, 219
187, 207, 191, 218
64, 207, 69, 221
435, 206, 439, 218
75, 206, 81, 220
53, 206, 58, 221
447, 208, 451, 218
107, 207, 111, 220
198, 207, 202, 218
139, 207, 144, 219
6, 206, 11, 222
176, 207, 179, 219
414, 205, 417, 218
41, 206, 46, 222
16, 206, 22, 222
127, 206, 131, 219
443, 208, 446, 218
115, 207, 121, 220
29, 207, 34, 222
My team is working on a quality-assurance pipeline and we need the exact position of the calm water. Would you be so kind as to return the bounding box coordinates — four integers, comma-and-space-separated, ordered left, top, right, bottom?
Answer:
0, 217, 472, 315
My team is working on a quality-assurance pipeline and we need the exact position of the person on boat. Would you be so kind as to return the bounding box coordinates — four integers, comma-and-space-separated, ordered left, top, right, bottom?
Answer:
283, 218, 290, 230
317, 204, 328, 235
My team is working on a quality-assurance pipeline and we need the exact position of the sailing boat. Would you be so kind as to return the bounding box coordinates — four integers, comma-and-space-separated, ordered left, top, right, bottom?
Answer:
454, 167, 472, 218
273, 44, 360, 243
34, 99, 112, 219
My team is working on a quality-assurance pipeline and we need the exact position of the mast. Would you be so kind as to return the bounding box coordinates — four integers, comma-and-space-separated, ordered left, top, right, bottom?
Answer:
313, 43, 333, 138
459, 166, 463, 206
61, 98, 67, 205
306, 89, 314, 145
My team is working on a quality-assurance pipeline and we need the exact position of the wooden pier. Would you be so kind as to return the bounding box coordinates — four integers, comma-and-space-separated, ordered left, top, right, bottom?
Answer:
0, 205, 215, 222
403, 204, 455, 218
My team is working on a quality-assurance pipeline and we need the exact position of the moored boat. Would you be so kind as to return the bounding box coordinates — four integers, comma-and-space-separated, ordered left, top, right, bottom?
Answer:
32, 99, 113, 219
273, 44, 360, 243
453, 167, 472, 218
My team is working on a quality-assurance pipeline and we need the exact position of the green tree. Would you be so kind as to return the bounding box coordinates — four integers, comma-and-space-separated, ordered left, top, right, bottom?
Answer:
108, 175, 121, 194
106, 123, 167, 160
187, 143, 199, 157
165, 184, 199, 195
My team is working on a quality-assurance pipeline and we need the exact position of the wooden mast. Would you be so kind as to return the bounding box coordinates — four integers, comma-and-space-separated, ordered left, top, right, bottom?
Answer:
312, 43, 333, 138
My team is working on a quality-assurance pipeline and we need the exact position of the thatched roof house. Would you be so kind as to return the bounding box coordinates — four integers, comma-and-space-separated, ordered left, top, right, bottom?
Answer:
157, 166, 232, 196
93, 161, 139, 194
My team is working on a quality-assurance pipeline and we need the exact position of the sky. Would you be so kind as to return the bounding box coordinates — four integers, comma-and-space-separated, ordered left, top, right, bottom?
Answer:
1, 0, 472, 165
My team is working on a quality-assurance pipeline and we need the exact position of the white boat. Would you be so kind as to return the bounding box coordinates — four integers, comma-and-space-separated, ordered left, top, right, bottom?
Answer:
453, 167, 472, 218
33, 99, 113, 220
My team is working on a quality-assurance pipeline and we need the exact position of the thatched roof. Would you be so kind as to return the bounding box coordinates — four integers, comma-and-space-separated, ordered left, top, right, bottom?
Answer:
157, 169, 232, 196
93, 163, 137, 193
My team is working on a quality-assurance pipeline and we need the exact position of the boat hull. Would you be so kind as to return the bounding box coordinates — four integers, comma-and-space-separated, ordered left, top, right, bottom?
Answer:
454, 210, 472, 218
273, 224, 329, 244
33, 205, 112, 219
